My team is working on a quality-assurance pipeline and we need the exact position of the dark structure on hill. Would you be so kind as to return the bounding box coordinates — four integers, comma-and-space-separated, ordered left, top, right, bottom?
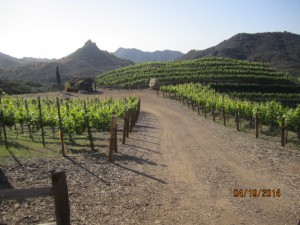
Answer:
179, 32, 300, 76
65, 76, 95, 93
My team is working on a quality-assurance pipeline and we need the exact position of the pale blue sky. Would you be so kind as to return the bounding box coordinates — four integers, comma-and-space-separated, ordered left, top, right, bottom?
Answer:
0, 0, 299, 58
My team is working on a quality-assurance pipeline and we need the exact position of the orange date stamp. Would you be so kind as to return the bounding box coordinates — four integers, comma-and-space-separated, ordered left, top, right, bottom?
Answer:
233, 189, 281, 197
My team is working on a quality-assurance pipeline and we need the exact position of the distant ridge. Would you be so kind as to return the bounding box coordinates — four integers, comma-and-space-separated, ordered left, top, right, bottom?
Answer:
113, 48, 183, 62
0, 52, 21, 68
180, 32, 300, 75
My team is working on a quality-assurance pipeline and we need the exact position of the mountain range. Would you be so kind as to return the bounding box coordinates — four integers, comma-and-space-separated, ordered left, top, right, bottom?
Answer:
0, 32, 300, 94
0, 40, 133, 90
113, 48, 183, 62
180, 32, 300, 75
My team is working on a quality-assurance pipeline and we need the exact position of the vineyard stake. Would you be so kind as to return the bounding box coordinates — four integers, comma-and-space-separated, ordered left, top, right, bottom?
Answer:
126, 110, 130, 138
281, 115, 286, 147
114, 124, 118, 153
84, 101, 94, 151
222, 106, 226, 126
65, 99, 72, 142
56, 98, 66, 157
38, 97, 46, 147
122, 111, 128, 144
109, 115, 117, 162
0, 110, 8, 149
130, 108, 134, 133
25, 100, 32, 138
255, 112, 259, 138
235, 109, 240, 131
212, 105, 216, 122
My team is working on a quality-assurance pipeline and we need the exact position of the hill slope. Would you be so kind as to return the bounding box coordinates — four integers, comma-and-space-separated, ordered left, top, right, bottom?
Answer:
0, 40, 133, 86
0, 52, 21, 68
180, 32, 300, 75
113, 48, 183, 62
96, 57, 300, 93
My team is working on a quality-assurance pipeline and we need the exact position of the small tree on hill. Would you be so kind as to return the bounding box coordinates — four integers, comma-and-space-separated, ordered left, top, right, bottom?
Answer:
56, 66, 62, 92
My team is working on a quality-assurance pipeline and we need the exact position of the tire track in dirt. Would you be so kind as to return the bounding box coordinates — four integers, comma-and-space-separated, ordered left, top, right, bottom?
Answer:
138, 90, 300, 225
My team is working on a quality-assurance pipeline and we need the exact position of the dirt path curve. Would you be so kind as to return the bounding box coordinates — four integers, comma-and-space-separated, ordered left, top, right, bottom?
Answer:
132, 89, 300, 225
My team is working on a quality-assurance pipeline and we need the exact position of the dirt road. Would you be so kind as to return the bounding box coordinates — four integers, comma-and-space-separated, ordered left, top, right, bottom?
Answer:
129, 90, 300, 225
1, 89, 299, 225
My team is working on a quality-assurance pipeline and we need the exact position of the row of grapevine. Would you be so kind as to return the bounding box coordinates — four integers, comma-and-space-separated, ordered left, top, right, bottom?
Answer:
0, 95, 139, 150
160, 83, 300, 138
96, 57, 300, 104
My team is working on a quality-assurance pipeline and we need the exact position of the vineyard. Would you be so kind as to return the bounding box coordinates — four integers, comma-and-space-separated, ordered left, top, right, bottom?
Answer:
160, 83, 300, 145
0, 94, 139, 157
96, 57, 300, 105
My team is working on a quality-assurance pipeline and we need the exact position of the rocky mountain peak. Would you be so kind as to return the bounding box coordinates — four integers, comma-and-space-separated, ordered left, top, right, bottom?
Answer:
83, 39, 98, 48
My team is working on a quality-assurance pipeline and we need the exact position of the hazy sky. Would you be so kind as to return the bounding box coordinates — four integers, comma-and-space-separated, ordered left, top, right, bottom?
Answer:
0, 0, 299, 58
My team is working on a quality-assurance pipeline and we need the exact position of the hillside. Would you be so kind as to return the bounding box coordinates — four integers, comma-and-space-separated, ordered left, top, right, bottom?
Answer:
180, 32, 300, 76
0, 52, 21, 68
0, 78, 45, 94
113, 48, 183, 62
96, 57, 300, 105
0, 40, 133, 87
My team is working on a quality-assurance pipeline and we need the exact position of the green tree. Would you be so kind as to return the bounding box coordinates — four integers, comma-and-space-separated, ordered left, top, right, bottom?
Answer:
56, 66, 61, 92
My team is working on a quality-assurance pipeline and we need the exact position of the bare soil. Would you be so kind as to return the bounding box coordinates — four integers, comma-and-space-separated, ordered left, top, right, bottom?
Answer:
1, 89, 300, 225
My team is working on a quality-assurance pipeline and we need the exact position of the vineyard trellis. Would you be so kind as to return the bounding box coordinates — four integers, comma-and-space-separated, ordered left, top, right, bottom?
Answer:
160, 83, 300, 146
0, 94, 141, 160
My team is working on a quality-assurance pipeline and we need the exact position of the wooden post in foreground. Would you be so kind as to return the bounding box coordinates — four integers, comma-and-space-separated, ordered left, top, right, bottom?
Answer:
109, 115, 117, 162
281, 115, 286, 147
51, 170, 70, 225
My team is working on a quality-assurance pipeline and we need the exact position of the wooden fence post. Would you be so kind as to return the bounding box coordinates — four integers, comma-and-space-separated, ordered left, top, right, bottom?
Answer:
51, 170, 70, 225
25, 100, 32, 138
281, 115, 286, 147
122, 111, 128, 144
130, 108, 134, 133
56, 98, 66, 157
38, 97, 46, 147
222, 106, 226, 126
126, 110, 130, 138
0, 110, 8, 149
235, 109, 240, 131
84, 101, 94, 151
114, 125, 118, 153
109, 115, 117, 162
212, 105, 216, 122
255, 112, 259, 138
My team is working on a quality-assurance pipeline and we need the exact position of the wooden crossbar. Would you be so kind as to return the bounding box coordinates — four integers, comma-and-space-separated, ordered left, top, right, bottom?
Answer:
0, 187, 53, 201
0, 170, 70, 225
